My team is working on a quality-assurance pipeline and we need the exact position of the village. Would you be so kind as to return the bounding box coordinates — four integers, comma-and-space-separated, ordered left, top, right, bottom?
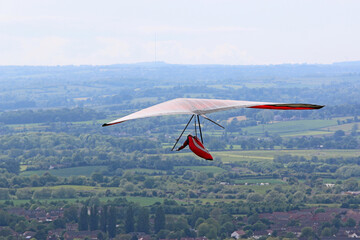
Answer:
2, 206, 360, 239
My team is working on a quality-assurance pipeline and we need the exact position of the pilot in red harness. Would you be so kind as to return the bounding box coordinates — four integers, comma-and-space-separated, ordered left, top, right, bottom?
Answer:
177, 134, 213, 160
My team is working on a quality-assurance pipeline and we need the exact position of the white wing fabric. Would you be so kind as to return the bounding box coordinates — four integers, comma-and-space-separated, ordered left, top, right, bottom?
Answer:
103, 98, 323, 126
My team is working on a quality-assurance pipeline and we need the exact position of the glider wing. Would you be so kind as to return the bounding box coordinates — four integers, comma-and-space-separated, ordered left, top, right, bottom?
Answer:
102, 98, 323, 126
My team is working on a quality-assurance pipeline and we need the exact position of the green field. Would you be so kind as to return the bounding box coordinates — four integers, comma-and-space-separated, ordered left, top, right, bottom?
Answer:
234, 179, 285, 184
211, 149, 360, 163
170, 149, 360, 163
174, 166, 226, 174
282, 131, 333, 137
0, 196, 164, 206
20, 166, 108, 177
126, 168, 167, 174
322, 122, 359, 132
23, 185, 115, 192
242, 119, 338, 136
130, 97, 159, 104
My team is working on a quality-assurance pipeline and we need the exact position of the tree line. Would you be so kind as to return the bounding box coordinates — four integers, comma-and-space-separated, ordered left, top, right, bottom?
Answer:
0, 108, 106, 124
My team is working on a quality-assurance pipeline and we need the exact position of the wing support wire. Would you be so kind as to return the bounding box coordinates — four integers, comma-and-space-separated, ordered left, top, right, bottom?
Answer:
171, 115, 194, 151
171, 114, 223, 151
201, 115, 225, 129
197, 115, 203, 144
194, 115, 197, 137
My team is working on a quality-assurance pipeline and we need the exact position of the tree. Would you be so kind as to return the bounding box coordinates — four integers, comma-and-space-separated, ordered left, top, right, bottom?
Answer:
79, 206, 88, 231
343, 179, 359, 191
321, 227, 332, 237
64, 206, 78, 222
89, 205, 98, 231
197, 222, 211, 237
154, 206, 165, 233
346, 218, 356, 227
144, 178, 155, 188
125, 205, 134, 233
100, 205, 108, 233
0, 189, 9, 200
34, 227, 47, 240
220, 221, 236, 237
137, 207, 149, 233
247, 214, 259, 225
252, 221, 267, 231
256, 110, 274, 124
247, 193, 263, 202
264, 191, 287, 209
351, 124, 358, 136
334, 130, 345, 139
91, 173, 104, 183
53, 218, 66, 229
301, 227, 317, 239
14, 221, 28, 233
108, 206, 116, 238
15, 189, 33, 200
0, 158, 20, 174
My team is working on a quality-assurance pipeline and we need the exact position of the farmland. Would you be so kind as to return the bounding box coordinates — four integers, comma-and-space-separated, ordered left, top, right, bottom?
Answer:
0, 63, 360, 239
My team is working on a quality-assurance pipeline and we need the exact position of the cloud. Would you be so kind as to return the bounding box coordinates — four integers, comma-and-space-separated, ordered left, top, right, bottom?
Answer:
0, 35, 137, 65
0, 35, 69, 65
137, 25, 257, 34
0, 33, 253, 65
148, 40, 252, 65
0, 15, 64, 23
95, 37, 131, 59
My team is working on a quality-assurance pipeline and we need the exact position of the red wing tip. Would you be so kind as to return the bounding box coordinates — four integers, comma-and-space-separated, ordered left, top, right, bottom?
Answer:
249, 104, 324, 110
102, 121, 124, 127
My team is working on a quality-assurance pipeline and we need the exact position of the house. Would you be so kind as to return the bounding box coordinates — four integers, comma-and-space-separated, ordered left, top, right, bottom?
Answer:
23, 231, 36, 239
325, 183, 335, 188
348, 232, 360, 238
47, 229, 64, 240
7, 208, 26, 216
180, 238, 208, 240
46, 209, 64, 222
138, 235, 151, 240
312, 212, 333, 223
345, 191, 360, 195
231, 230, 246, 239
285, 227, 302, 237
66, 223, 78, 231
219, 182, 229, 185
345, 210, 360, 223
7, 207, 63, 222
63, 230, 101, 240
253, 230, 271, 239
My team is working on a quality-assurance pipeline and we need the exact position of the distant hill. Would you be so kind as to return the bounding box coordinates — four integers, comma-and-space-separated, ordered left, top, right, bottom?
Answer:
0, 61, 359, 110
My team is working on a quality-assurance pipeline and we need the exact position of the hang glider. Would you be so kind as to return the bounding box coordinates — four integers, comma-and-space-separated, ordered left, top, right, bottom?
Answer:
102, 98, 324, 160
102, 98, 323, 127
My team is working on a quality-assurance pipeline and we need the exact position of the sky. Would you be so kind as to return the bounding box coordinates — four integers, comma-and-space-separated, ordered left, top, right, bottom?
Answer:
0, 0, 360, 65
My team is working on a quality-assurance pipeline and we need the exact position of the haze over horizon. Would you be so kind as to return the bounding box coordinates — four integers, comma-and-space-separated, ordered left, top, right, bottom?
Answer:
1, 0, 360, 66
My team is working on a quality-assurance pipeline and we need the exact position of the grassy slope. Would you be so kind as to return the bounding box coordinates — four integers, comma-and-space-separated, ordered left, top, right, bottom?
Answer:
20, 166, 108, 177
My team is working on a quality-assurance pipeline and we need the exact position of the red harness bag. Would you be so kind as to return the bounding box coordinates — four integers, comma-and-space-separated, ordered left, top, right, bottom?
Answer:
188, 136, 213, 160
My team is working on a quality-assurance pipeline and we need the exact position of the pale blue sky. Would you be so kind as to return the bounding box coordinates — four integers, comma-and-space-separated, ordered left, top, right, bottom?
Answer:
1, 0, 359, 65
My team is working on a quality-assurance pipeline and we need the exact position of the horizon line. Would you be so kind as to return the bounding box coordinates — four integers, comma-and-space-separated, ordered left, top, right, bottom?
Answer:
0, 60, 360, 67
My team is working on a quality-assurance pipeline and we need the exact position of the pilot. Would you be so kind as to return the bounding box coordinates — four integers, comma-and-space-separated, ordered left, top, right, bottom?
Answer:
177, 134, 195, 151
